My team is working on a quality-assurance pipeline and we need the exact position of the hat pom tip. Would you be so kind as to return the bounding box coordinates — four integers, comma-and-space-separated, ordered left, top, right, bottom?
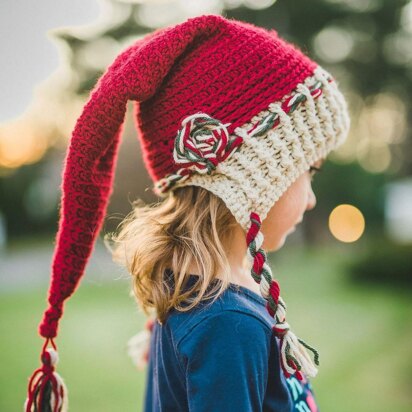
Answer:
25, 342, 68, 412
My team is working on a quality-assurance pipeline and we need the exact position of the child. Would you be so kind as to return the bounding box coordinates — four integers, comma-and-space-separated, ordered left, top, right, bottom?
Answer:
25, 14, 350, 412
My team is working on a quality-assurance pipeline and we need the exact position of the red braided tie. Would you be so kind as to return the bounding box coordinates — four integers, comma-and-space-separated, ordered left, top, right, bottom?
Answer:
246, 212, 261, 245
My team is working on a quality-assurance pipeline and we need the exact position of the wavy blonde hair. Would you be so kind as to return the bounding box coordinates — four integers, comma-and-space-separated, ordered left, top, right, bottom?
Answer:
104, 185, 242, 324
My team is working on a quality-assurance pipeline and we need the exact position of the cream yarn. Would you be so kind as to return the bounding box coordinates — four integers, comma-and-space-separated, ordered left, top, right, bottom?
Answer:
172, 65, 350, 231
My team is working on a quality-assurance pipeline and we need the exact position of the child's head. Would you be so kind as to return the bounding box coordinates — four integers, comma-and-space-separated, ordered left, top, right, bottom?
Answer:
262, 157, 324, 251
105, 154, 325, 323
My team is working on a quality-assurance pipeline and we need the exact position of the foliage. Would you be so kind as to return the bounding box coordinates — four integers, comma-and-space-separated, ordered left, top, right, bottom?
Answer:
2, 0, 412, 240
347, 237, 412, 287
311, 159, 387, 226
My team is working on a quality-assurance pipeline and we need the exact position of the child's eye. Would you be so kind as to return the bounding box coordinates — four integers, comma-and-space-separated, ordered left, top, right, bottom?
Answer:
309, 166, 322, 179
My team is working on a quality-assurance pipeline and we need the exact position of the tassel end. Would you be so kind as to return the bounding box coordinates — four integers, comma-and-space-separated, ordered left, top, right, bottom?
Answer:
25, 339, 68, 412
127, 317, 155, 370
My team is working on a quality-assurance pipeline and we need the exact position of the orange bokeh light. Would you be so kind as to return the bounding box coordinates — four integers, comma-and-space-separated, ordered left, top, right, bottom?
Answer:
328, 204, 365, 243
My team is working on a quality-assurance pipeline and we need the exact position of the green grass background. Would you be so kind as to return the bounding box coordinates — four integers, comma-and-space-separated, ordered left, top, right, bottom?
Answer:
1, 242, 411, 411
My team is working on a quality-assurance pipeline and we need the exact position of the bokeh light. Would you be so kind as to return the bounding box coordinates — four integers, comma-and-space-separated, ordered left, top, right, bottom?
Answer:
383, 31, 412, 66
0, 121, 48, 169
333, 91, 407, 174
77, 37, 121, 71
328, 204, 365, 243
384, 178, 412, 243
313, 26, 354, 63
135, 0, 223, 28
323, 0, 382, 13
401, 0, 412, 33
243, 0, 277, 10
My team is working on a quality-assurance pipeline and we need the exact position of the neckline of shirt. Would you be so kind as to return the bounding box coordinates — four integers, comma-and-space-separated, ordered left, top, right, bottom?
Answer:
187, 273, 267, 306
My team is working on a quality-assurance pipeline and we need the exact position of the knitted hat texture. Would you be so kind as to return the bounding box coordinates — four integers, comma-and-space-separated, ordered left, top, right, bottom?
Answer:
26, 14, 350, 411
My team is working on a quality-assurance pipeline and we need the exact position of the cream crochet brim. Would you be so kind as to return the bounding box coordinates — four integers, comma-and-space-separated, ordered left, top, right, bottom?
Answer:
173, 66, 350, 231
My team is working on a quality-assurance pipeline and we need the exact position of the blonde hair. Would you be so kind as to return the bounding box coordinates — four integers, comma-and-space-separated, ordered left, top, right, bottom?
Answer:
104, 185, 241, 324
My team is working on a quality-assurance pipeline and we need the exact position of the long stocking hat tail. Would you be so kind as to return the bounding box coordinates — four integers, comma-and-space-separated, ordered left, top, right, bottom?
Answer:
39, 18, 222, 341
26, 16, 225, 412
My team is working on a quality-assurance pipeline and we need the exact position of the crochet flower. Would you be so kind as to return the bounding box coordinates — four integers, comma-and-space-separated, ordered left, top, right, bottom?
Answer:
173, 112, 243, 175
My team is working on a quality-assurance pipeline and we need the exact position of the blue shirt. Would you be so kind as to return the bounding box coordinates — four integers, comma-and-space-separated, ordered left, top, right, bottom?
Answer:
143, 274, 319, 411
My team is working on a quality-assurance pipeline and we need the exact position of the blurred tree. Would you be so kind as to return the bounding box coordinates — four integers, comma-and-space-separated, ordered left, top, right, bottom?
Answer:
0, 150, 60, 238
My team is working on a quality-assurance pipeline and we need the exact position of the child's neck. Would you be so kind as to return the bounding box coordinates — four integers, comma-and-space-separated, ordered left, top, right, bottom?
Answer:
186, 224, 263, 297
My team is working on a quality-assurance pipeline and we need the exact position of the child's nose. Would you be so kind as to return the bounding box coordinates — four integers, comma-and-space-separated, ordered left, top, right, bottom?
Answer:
306, 187, 317, 211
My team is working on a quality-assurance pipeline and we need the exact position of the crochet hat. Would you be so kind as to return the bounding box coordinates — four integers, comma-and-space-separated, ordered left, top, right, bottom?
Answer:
26, 14, 350, 411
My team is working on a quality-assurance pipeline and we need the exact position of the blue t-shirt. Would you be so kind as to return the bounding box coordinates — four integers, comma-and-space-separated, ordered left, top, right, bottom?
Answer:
143, 274, 319, 411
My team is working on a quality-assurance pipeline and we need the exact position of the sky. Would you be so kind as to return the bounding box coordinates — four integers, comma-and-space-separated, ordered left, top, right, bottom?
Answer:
0, 0, 100, 123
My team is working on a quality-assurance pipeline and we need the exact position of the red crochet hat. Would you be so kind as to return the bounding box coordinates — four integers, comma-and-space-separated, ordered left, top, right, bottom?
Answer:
26, 14, 350, 411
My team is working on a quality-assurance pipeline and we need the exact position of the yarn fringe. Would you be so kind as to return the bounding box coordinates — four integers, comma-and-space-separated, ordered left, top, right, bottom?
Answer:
127, 317, 155, 370
25, 338, 68, 412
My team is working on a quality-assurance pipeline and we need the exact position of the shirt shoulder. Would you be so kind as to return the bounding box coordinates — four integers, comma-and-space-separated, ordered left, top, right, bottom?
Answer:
174, 308, 274, 412
163, 282, 275, 348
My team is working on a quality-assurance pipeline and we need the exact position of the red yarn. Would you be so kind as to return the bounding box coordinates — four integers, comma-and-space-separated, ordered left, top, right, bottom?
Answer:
287, 359, 304, 382
266, 302, 275, 317
269, 280, 280, 303
275, 339, 304, 381
280, 359, 291, 379
25, 339, 64, 412
246, 212, 261, 245
135, 19, 316, 182
145, 317, 155, 332
252, 250, 265, 274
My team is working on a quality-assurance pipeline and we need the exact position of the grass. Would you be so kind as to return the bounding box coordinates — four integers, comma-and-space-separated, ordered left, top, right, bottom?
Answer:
1, 242, 411, 411
0, 280, 147, 411
275, 244, 412, 412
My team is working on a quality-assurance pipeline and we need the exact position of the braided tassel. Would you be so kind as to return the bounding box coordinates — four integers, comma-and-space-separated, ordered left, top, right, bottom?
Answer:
127, 317, 155, 370
246, 212, 319, 380
25, 338, 68, 412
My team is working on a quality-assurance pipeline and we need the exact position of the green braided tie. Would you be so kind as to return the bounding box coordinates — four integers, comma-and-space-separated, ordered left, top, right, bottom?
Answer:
297, 338, 320, 366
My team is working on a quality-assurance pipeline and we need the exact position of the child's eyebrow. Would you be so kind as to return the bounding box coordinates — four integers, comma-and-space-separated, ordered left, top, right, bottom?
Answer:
314, 158, 325, 167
